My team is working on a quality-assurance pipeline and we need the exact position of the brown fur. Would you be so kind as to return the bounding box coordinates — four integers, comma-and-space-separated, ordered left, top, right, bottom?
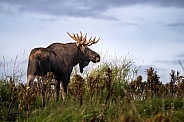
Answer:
27, 42, 100, 106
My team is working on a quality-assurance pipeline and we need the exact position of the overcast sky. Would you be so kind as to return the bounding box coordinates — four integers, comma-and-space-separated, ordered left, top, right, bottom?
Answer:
0, 0, 184, 82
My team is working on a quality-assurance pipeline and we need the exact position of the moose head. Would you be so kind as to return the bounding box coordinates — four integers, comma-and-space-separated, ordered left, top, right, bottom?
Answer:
67, 31, 100, 73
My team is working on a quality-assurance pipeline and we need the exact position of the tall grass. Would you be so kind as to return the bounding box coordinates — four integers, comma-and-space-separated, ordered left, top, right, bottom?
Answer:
0, 53, 26, 84
0, 54, 184, 121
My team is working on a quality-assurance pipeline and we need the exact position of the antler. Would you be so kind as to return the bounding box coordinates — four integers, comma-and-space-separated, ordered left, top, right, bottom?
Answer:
67, 31, 100, 46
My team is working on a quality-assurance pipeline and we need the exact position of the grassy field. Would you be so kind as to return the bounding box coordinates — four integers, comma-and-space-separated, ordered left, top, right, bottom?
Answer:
0, 57, 184, 122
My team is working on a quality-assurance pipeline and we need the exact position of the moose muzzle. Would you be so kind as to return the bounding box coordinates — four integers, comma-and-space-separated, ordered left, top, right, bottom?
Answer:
92, 54, 100, 63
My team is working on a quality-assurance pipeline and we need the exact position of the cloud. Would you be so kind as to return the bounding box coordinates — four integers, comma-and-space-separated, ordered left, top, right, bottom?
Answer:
37, 17, 60, 22
178, 54, 184, 58
167, 23, 184, 27
152, 53, 184, 67
153, 60, 179, 65
0, 0, 184, 19
0, 0, 107, 18
165, 22, 184, 34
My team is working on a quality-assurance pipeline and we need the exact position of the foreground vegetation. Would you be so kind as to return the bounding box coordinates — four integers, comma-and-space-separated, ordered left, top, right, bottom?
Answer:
0, 58, 184, 121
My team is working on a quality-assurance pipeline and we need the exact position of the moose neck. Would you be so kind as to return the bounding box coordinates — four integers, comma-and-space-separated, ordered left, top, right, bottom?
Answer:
73, 44, 82, 66
73, 44, 90, 73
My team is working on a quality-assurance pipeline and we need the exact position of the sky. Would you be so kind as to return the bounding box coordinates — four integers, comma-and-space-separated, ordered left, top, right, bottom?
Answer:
0, 0, 184, 83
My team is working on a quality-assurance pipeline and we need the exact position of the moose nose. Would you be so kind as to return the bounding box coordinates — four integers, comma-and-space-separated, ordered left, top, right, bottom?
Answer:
95, 55, 100, 62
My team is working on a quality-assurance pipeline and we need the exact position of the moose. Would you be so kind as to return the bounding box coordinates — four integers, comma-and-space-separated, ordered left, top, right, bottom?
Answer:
27, 32, 100, 106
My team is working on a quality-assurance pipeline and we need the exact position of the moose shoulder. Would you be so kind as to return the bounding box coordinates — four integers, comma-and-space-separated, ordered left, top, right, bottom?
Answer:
27, 32, 100, 106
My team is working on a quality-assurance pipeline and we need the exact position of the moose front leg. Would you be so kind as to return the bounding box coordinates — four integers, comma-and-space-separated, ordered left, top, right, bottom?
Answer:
60, 75, 70, 101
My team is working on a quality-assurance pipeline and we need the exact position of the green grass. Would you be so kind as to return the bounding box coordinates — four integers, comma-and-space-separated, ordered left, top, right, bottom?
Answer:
1, 56, 184, 122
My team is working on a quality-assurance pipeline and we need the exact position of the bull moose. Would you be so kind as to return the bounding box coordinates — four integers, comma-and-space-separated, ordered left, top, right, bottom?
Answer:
27, 32, 100, 106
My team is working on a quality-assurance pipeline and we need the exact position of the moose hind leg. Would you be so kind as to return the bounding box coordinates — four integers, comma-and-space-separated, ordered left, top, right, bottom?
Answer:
55, 80, 60, 101
41, 76, 46, 107
61, 81, 67, 101
27, 74, 35, 86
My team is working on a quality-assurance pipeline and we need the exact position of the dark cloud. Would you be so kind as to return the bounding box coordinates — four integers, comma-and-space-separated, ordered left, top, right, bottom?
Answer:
178, 54, 184, 58
0, 0, 107, 18
167, 23, 184, 27
0, 0, 184, 19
